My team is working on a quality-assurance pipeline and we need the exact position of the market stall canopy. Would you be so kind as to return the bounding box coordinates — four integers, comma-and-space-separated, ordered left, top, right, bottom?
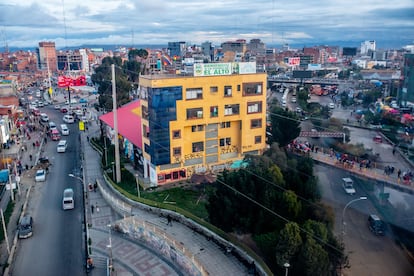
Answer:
99, 100, 142, 148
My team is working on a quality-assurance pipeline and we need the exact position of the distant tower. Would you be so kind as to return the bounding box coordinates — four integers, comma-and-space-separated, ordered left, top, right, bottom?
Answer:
400, 54, 414, 106
360, 40, 376, 55
38, 42, 57, 72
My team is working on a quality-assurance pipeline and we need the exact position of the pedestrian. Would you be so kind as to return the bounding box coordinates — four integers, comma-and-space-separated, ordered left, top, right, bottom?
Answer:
29, 154, 32, 161
167, 214, 172, 226
91, 204, 94, 214
93, 182, 97, 192
398, 169, 402, 179
96, 203, 99, 213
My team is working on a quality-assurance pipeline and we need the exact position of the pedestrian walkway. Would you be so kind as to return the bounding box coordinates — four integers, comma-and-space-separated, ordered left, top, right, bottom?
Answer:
306, 147, 414, 194
81, 122, 252, 275
0, 121, 46, 272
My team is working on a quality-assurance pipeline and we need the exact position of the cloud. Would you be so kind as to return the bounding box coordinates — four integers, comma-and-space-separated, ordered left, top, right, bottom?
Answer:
1, 0, 413, 49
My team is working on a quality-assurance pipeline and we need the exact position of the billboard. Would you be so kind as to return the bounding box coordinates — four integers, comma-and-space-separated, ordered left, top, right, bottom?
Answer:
293, 70, 312, 79
307, 64, 322, 71
288, 57, 301, 66
58, 75, 86, 88
235, 62, 256, 74
194, 63, 232, 77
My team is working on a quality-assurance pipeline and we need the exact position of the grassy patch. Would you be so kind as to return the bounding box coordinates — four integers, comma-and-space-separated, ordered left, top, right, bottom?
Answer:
0, 200, 15, 241
143, 188, 209, 219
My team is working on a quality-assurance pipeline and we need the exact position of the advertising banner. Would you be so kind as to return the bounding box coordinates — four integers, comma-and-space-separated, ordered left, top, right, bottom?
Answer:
58, 75, 86, 88
194, 63, 232, 77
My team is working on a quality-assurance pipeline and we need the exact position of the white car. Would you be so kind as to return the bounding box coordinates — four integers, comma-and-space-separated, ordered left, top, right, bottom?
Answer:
342, 177, 356, 195
35, 169, 46, 182
63, 115, 74, 124
329, 103, 335, 109
40, 113, 49, 122
291, 97, 297, 103
57, 140, 68, 153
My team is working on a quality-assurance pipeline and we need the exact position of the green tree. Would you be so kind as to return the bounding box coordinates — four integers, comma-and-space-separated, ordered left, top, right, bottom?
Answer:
281, 190, 302, 220
269, 106, 301, 147
297, 236, 330, 276
275, 222, 302, 267
91, 56, 132, 111
128, 48, 148, 60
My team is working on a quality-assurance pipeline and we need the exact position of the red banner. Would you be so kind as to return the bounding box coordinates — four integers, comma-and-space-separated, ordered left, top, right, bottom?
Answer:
58, 75, 86, 88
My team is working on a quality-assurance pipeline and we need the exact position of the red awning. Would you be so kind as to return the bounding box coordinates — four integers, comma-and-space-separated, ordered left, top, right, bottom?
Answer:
99, 100, 142, 148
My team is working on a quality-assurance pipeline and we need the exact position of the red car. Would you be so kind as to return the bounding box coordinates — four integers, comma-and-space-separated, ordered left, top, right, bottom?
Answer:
60, 107, 68, 113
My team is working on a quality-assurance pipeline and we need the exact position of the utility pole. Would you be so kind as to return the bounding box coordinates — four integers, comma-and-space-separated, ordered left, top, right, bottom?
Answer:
112, 64, 121, 183
0, 209, 10, 254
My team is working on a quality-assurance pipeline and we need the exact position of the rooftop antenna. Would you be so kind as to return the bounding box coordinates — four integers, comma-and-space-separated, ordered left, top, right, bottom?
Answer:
131, 28, 134, 49
1, 30, 8, 53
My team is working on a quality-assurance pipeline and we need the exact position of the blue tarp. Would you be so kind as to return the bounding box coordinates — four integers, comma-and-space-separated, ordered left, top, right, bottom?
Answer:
0, 169, 9, 183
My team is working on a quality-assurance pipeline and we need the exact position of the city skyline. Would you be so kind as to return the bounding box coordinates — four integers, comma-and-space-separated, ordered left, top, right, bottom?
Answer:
1, 0, 413, 49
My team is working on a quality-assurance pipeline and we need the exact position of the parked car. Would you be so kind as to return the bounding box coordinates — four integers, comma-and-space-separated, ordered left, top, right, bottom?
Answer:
342, 177, 356, 195
35, 169, 46, 182
60, 107, 68, 113
368, 214, 385, 235
18, 215, 33, 239
329, 103, 335, 109
291, 97, 297, 103
79, 98, 88, 104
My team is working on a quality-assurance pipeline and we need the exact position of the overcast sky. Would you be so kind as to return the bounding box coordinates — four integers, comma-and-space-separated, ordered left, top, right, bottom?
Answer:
1, 0, 413, 49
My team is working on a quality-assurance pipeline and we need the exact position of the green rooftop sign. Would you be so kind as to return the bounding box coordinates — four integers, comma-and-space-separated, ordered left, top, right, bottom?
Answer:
194, 63, 232, 77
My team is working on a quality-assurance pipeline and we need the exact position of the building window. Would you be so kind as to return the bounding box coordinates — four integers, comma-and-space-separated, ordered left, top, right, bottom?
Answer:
243, 83, 263, 96
237, 84, 241, 91
173, 147, 181, 155
221, 121, 231, 128
186, 108, 203, 119
255, 135, 262, 144
210, 106, 218, 117
142, 105, 149, 120
224, 104, 240, 116
224, 86, 232, 97
186, 88, 203, 100
192, 141, 204, 152
247, 101, 262, 114
210, 86, 218, 93
191, 125, 204, 132
220, 137, 231, 146
251, 119, 262, 128
143, 125, 150, 138
172, 130, 181, 139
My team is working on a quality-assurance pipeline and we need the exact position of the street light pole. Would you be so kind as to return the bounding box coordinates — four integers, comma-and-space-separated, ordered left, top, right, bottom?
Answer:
107, 224, 113, 275
135, 174, 141, 198
341, 196, 367, 242
284, 262, 290, 276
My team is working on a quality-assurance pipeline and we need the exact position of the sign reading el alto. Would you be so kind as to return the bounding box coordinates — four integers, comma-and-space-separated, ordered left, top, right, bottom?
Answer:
193, 62, 256, 77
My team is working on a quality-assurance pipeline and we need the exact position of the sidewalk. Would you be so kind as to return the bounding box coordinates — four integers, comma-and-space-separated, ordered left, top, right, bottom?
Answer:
0, 123, 45, 272
309, 148, 414, 194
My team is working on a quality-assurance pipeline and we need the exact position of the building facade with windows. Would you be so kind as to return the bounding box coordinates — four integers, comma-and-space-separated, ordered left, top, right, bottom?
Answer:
138, 62, 267, 186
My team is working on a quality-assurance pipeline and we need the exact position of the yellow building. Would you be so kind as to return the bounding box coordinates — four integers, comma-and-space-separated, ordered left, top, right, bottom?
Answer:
138, 62, 267, 186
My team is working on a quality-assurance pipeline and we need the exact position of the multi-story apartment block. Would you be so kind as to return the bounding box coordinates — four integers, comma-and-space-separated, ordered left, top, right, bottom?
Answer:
57, 50, 84, 71
400, 54, 414, 106
361, 40, 376, 55
221, 39, 247, 55
37, 41, 57, 72
138, 62, 267, 186
168, 42, 187, 60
